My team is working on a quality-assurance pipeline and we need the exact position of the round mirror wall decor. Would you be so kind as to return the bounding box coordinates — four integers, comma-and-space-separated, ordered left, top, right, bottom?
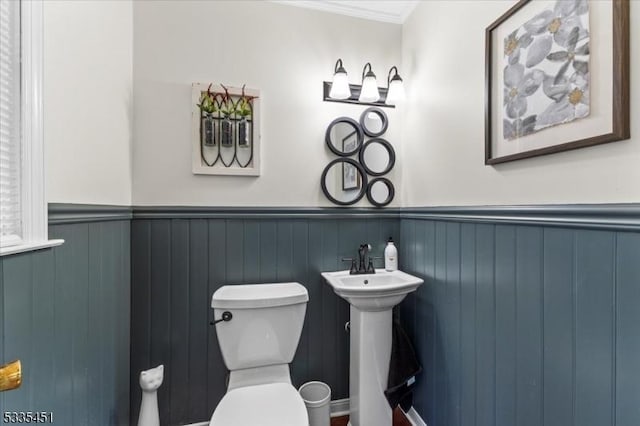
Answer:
320, 158, 368, 206
322, 110, 395, 207
359, 107, 388, 137
366, 178, 395, 207
325, 117, 364, 157
359, 138, 395, 177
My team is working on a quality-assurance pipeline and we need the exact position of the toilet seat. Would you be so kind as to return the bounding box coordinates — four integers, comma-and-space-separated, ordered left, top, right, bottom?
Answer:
209, 382, 309, 426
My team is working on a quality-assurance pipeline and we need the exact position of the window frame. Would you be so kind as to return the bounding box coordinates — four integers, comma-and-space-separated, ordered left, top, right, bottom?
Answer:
0, 0, 63, 256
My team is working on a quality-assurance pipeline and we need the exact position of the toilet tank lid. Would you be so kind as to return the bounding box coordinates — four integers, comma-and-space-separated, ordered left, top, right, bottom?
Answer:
211, 282, 309, 309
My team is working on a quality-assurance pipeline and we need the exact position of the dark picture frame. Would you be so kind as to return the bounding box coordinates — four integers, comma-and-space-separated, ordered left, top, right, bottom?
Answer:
485, 0, 629, 165
342, 131, 361, 190
342, 162, 360, 190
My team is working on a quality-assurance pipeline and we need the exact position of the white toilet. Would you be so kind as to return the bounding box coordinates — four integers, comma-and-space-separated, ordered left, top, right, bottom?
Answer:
209, 282, 310, 426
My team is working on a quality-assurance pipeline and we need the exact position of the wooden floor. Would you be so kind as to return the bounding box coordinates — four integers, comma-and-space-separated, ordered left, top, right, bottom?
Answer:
330, 407, 412, 426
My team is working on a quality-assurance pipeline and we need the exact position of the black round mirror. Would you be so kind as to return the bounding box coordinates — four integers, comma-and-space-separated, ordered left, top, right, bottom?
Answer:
321, 158, 368, 206
325, 117, 364, 157
359, 138, 395, 176
360, 107, 388, 137
367, 178, 394, 207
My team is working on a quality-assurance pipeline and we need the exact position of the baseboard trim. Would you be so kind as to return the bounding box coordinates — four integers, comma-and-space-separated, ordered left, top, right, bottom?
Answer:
330, 398, 350, 417
329, 399, 427, 426
402, 407, 427, 426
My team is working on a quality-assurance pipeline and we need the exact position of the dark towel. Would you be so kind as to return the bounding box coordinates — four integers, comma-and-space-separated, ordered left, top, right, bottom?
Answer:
384, 318, 422, 409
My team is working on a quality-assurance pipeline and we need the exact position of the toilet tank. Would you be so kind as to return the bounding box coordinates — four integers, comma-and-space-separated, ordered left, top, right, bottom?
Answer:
211, 282, 308, 371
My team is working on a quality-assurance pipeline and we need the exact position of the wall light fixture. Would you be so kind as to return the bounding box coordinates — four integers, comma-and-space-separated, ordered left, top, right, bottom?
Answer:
328, 59, 351, 100
385, 66, 405, 106
358, 63, 380, 103
323, 59, 404, 109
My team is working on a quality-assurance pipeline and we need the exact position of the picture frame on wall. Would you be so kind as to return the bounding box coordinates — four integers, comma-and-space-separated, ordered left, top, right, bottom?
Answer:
485, 0, 629, 165
191, 83, 261, 175
342, 131, 360, 190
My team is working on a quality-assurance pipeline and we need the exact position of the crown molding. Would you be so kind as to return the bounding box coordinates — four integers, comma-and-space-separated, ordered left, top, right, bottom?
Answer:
270, 1, 418, 24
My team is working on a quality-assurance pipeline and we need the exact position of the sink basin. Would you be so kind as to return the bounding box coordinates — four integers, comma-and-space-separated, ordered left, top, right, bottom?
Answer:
322, 268, 424, 426
321, 269, 423, 311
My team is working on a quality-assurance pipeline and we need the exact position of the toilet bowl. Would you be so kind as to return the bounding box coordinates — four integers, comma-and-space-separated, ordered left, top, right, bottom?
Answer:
209, 282, 309, 426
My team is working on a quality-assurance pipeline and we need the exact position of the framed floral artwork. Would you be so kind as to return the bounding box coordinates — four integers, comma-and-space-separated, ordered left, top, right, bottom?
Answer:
485, 0, 629, 165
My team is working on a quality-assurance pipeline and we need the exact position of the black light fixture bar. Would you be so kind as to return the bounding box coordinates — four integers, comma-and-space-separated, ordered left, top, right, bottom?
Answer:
322, 82, 395, 109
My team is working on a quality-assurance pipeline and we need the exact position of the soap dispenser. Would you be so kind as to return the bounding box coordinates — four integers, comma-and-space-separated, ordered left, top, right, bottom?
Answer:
384, 237, 398, 271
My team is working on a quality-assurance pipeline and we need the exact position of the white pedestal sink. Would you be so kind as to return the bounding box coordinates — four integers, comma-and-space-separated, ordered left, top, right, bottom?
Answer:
321, 269, 424, 426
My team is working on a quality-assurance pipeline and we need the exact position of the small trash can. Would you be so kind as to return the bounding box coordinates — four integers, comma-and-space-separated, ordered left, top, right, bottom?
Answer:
299, 381, 331, 426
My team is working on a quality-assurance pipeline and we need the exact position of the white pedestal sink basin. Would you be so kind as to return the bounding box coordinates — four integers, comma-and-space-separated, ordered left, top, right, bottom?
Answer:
321, 269, 424, 426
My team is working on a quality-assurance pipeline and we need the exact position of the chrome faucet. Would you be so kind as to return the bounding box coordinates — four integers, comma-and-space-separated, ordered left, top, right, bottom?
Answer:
342, 243, 376, 275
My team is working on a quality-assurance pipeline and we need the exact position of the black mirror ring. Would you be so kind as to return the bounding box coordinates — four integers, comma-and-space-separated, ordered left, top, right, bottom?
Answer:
359, 138, 396, 177
366, 177, 395, 207
359, 107, 389, 137
320, 158, 368, 206
325, 117, 364, 157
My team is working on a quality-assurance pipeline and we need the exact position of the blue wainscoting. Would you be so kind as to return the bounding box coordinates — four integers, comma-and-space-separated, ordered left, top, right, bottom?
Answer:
399, 214, 640, 426
129, 212, 399, 426
3, 204, 639, 426
0, 217, 131, 426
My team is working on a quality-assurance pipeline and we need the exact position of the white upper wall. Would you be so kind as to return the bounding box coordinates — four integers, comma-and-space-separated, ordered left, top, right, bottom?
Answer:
43, 0, 638, 208
132, 0, 402, 207
44, 0, 133, 205
400, 0, 640, 206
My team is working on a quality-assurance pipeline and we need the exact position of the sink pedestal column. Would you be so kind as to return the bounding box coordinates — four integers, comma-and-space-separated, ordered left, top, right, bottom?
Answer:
347, 306, 393, 426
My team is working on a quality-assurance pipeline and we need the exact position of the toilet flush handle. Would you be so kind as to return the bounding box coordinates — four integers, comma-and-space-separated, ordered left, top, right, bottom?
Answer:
210, 311, 233, 326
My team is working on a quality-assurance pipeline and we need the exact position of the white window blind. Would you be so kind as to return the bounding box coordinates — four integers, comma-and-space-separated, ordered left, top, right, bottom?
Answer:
0, 0, 22, 247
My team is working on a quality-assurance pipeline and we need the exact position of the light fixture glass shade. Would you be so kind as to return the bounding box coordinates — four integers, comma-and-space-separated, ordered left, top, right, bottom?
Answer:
329, 71, 351, 100
359, 75, 380, 103
385, 78, 405, 105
